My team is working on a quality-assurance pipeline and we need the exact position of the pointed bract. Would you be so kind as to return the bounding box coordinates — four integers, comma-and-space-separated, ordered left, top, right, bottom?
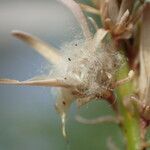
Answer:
12, 30, 61, 64
0, 77, 70, 88
117, 0, 134, 22
59, 0, 92, 40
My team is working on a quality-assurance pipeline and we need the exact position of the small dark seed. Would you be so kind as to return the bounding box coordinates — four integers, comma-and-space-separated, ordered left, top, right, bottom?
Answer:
75, 43, 77, 46
68, 58, 71, 61
62, 101, 66, 105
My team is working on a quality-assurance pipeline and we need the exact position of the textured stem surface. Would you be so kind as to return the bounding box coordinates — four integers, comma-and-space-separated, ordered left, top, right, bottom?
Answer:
116, 64, 141, 150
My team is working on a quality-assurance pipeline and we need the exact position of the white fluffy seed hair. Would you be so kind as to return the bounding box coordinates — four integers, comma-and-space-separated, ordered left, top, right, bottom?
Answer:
52, 38, 123, 99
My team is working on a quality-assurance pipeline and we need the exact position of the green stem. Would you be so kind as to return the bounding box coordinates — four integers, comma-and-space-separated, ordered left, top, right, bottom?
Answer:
116, 64, 141, 150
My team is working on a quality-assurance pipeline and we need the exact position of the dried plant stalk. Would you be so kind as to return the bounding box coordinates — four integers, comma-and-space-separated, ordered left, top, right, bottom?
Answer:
0, 78, 70, 88
139, 3, 150, 104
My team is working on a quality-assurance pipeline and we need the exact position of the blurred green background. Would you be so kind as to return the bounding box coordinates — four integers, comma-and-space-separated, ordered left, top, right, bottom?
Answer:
0, 0, 124, 149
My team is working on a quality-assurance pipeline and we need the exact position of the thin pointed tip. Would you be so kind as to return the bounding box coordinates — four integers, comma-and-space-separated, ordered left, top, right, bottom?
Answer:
11, 30, 29, 38
11, 30, 34, 44
11, 29, 27, 33
128, 70, 135, 79
61, 113, 67, 138
62, 127, 67, 138
0, 79, 20, 85
11, 30, 24, 36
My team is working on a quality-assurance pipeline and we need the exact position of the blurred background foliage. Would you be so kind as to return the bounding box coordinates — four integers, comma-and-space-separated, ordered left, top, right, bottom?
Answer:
0, 0, 124, 149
